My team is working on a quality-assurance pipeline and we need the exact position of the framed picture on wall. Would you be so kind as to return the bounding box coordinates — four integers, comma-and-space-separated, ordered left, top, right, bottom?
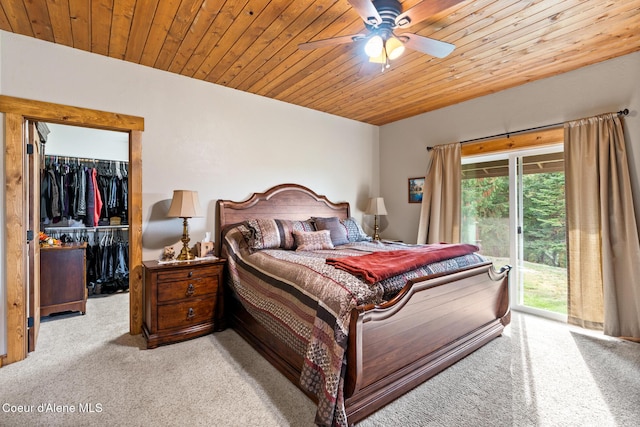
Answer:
408, 177, 425, 203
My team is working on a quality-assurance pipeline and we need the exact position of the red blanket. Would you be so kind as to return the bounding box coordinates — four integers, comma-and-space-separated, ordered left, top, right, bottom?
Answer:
326, 243, 480, 284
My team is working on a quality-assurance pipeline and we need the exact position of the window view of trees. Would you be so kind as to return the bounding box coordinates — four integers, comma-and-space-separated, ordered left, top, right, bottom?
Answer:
461, 152, 567, 314
522, 172, 566, 268
462, 174, 509, 257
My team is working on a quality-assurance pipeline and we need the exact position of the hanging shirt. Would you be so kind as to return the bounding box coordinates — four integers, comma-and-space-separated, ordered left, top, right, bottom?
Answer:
92, 168, 103, 227
48, 168, 61, 218
85, 167, 95, 226
76, 167, 87, 217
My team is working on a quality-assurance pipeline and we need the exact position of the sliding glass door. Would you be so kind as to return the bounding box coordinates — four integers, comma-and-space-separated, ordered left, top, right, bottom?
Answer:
462, 145, 567, 321
518, 150, 567, 316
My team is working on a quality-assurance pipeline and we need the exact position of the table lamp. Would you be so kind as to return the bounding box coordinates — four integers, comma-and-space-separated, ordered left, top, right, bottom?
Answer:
366, 197, 388, 241
167, 190, 203, 260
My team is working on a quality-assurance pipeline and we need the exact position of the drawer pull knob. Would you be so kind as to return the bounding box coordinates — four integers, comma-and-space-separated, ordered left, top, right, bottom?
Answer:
187, 308, 195, 319
186, 284, 195, 296
188, 271, 193, 277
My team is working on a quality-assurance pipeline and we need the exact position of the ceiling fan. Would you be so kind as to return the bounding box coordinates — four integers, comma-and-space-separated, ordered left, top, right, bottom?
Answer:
298, 0, 463, 70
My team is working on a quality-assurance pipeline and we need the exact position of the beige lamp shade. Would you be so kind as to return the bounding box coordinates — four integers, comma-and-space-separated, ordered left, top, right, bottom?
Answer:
167, 190, 203, 218
366, 197, 388, 216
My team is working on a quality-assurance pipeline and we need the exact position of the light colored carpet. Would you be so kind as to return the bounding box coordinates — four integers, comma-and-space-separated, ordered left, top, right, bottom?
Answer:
1, 292, 638, 426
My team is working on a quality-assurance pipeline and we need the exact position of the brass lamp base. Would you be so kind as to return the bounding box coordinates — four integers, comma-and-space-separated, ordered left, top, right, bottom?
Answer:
373, 214, 381, 241
176, 217, 195, 261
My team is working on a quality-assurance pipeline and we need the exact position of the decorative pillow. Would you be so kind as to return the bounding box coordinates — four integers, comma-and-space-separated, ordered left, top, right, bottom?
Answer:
243, 218, 315, 251
312, 217, 349, 246
341, 217, 372, 242
293, 230, 335, 251
237, 223, 255, 248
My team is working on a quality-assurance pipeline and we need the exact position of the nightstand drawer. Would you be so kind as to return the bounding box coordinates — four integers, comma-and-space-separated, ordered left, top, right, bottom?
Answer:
157, 276, 218, 302
157, 265, 221, 283
157, 297, 216, 330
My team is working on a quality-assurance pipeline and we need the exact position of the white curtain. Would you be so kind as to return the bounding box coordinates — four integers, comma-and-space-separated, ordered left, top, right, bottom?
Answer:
417, 142, 461, 244
565, 113, 640, 339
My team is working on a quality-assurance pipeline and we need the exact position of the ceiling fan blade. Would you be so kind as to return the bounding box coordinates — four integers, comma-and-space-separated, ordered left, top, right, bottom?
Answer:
398, 33, 455, 58
348, 0, 382, 26
395, 0, 466, 28
298, 34, 365, 50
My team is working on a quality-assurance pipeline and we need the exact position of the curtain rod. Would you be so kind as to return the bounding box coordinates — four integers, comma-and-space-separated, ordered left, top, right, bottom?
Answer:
427, 108, 629, 151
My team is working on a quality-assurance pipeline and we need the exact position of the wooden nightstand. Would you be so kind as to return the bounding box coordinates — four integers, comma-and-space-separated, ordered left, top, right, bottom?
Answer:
142, 258, 226, 349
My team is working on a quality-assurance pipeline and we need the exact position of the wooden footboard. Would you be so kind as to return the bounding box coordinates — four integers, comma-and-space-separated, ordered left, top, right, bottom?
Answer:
344, 262, 510, 423
226, 261, 510, 425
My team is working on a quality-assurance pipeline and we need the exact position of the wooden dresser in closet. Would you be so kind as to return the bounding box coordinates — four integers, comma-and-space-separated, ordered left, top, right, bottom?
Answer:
142, 258, 226, 349
40, 242, 88, 316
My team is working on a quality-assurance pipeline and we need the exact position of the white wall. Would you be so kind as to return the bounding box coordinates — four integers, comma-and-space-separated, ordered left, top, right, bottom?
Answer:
0, 30, 379, 255
0, 30, 379, 354
380, 52, 640, 243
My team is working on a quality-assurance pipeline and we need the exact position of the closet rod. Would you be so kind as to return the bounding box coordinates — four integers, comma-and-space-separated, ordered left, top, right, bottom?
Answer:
43, 225, 129, 232
427, 108, 629, 151
44, 154, 129, 164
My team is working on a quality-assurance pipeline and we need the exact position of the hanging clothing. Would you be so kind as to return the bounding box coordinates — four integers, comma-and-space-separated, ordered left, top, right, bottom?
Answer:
91, 168, 103, 226
48, 168, 61, 219
90, 229, 129, 295
41, 155, 130, 297
76, 166, 87, 216
41, 157, 128, 225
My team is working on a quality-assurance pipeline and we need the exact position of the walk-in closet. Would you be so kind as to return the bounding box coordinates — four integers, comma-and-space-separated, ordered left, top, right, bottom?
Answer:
38, 123, 130, 319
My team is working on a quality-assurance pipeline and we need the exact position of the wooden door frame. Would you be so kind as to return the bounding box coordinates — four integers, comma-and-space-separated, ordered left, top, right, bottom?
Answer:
1, 95, 144, 365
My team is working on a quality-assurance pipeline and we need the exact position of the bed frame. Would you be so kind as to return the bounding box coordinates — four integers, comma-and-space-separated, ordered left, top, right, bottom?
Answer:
216, 183, 510, 425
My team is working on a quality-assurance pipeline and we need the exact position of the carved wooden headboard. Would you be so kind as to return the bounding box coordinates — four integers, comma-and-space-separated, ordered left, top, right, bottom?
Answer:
215, 183, 350, 254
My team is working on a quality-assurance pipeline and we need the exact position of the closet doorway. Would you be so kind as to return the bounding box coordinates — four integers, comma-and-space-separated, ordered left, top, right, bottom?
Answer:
1, 95, 144, 366
38, 123, 131, 325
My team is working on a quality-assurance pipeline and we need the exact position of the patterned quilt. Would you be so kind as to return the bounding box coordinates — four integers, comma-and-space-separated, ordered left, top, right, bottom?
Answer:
222, 224, 486, 426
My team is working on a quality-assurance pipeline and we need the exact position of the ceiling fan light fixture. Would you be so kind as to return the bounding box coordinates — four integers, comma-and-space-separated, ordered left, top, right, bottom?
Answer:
364, 35, 384, 58
386, 36, 405, 60
369, 49, 386, 64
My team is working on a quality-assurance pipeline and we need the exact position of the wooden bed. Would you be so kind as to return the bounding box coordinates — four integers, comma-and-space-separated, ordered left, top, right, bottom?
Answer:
216, 183, 511, 425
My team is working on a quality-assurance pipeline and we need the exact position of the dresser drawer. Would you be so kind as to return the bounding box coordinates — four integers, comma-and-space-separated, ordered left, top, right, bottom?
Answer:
157, 297, 216, 331
157, 276, 218, 303
156, 265, 221, 283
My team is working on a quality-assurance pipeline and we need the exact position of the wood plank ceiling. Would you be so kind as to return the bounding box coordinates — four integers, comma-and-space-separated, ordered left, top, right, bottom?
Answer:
1, 0, 639, 126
